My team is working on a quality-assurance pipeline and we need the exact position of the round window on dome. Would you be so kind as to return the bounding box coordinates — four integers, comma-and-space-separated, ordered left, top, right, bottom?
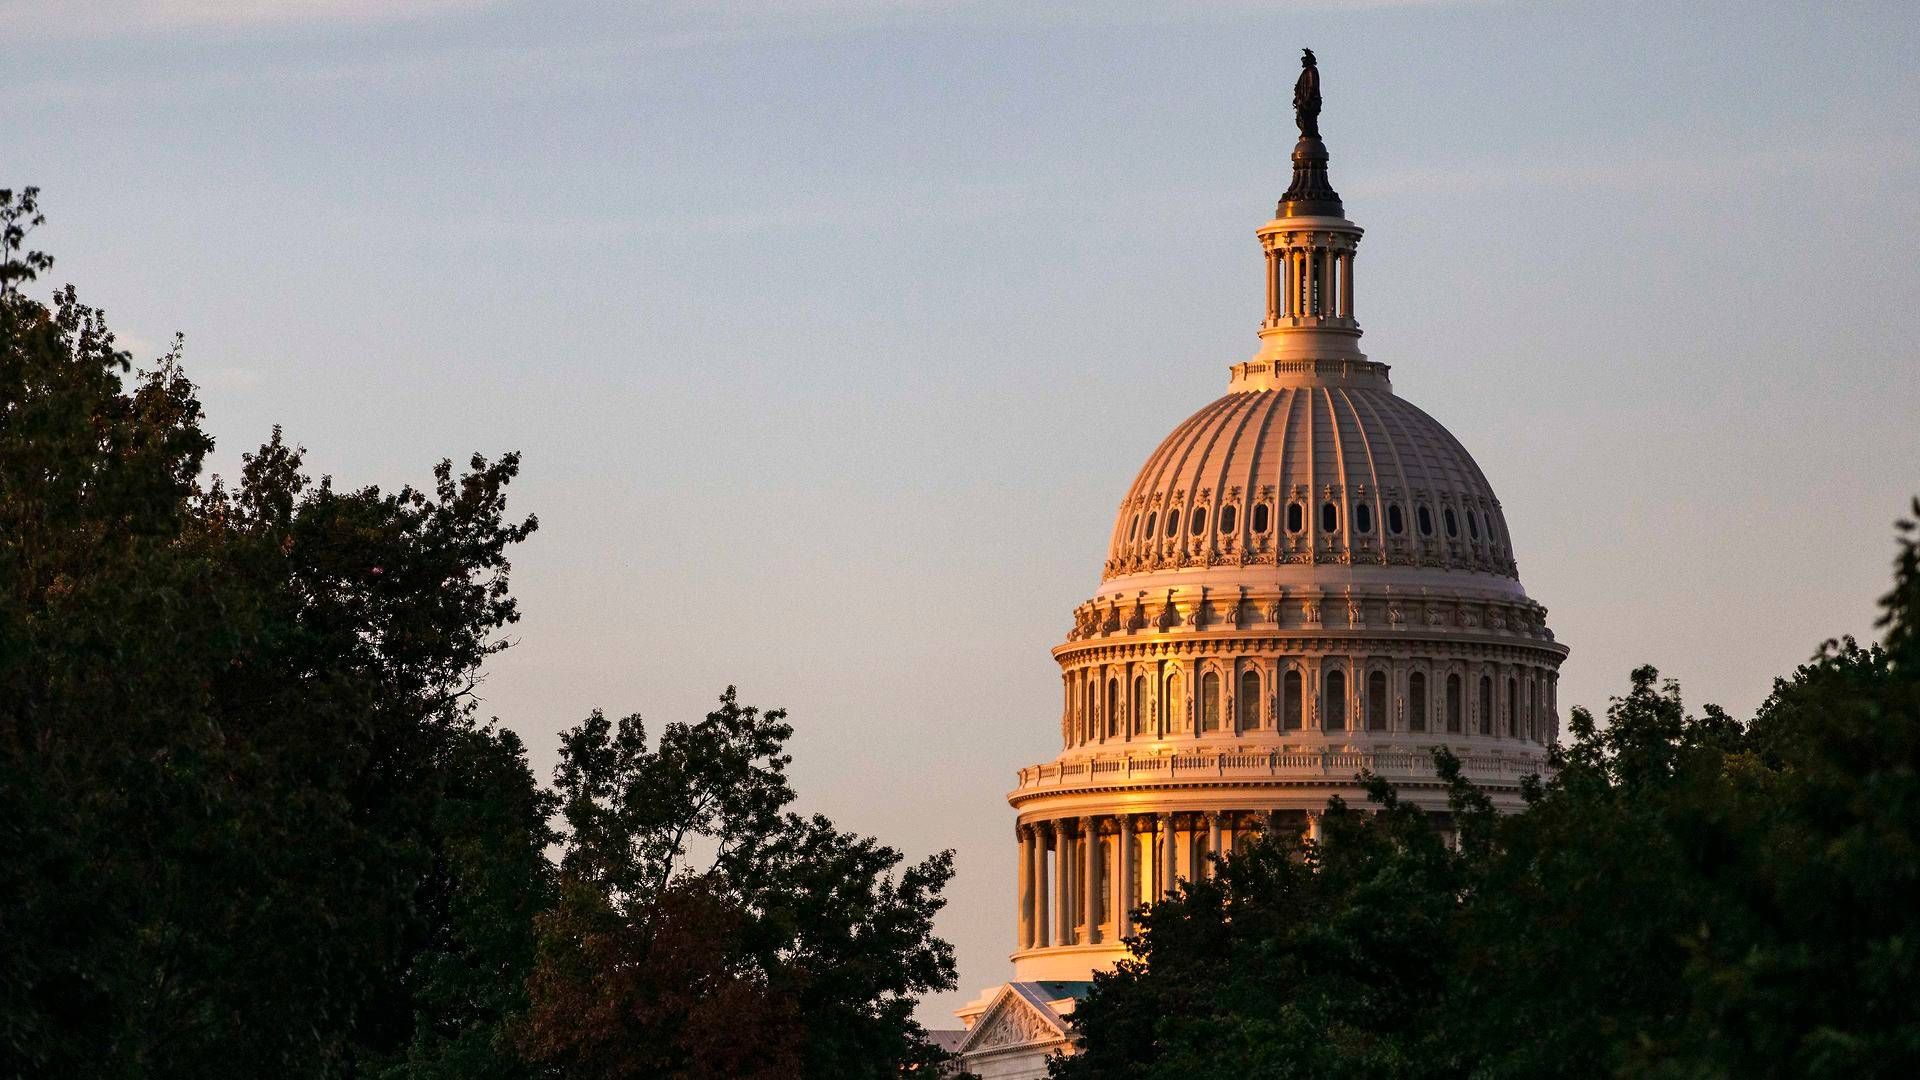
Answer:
1191, 507, 1207, 536
1286, 502, 1304, 534
1388, 504, 1405, 535
1355, 503, 1374, 535
1417, 505, 1434, 537
1165, 509, 1181, 537
1321, 502, 1340, 534
1218, 504, 1237, 533
1444, 507, 1459, 539
1251, 502, 1271, 534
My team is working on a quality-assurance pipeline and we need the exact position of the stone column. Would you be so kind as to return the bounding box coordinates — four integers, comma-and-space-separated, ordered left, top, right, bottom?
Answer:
1054, 822, 1073, 946
1081, 816, 1100, 945
1115, 813, 1134, 938
1016, 824, 1033, 950
1205, 811, 1222, 877
1033, 822, 1050, 948
1265, 248, 1278, 324
1306, 809, 1323, 844
1156, 812, 1175, 898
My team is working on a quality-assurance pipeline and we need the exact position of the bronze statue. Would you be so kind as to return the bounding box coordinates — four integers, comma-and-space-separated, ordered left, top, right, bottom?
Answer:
1294, 48, 1321, 139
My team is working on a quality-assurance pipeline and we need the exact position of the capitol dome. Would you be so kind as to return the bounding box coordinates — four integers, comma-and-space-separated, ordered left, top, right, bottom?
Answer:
1103, 364, 1518, 584
952, 57, 1570, 1060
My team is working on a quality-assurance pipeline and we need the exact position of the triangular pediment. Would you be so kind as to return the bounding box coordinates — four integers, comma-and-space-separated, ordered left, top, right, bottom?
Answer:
955, 983, 1072, 1057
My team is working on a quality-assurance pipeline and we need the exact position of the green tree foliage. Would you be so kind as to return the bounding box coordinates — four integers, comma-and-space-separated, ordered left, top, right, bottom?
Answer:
0, 192, 550, 1077
519, 691, 961, 1079
1057, 499, 1920, 1080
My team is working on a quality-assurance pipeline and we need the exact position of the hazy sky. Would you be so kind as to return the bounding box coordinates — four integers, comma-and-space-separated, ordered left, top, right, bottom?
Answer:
10, 0, 1918, 1024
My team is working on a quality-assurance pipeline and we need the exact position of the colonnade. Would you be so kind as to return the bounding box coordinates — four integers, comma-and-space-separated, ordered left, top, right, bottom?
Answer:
1014, 810, 1320, 951
1263, 241, 1355, 325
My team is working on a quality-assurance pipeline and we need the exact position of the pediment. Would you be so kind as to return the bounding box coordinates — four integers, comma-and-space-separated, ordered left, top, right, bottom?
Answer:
956, 983, 1071, 1057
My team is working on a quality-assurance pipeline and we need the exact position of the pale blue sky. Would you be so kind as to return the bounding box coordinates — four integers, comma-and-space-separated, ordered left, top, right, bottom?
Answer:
11, 0, 1919, 1023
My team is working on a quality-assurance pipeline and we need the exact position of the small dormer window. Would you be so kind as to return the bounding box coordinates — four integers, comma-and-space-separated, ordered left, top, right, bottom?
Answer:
1417, 505, 1434, 537
1144, 511, 1157, 538
1165, 509, 1181, 537
1128, 514, 1140, 540
1321, 502, 1339, 533
1388, 504, 1404, 535
1190, 507, 1207, 535
1286, 501, 1305, 533
1444, 507, 1459, 539
1251, 502, 1271, 534
1467, 511, 1481, 540
1218, 504, 1238, 533
1355, 503, 1374, 534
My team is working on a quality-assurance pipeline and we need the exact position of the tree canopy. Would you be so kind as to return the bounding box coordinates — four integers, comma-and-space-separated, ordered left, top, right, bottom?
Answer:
0, 190, 959, 1079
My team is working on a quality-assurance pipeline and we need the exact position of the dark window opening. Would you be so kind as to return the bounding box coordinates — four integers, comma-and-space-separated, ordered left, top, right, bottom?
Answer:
1165, 509, 1180, 537
1238, 670, 1260, 729
1409, 672, 1428, 732
1388, 504, 1405, 535
1447, 674, 1463, 733
1144, 512, 1156, 538
1417, 505, 1434, 537
1201, 672, 1221, 733
1251, 502, 1271, 533
1128, 514, 1139, 540
1219, 504, 1238, 533
1444, 507, 1459, 539
1321, 502, 1339, 533
1191, 508, 1207, 536
1283, 670, 1303, 730
1286, 501, 1304, 534
1367, 670, 1388, 731
1467, 511, 1481, 540
1355, 503, 1374, 534
1324, 670, 1346, 731
1479, 676, 1493, 735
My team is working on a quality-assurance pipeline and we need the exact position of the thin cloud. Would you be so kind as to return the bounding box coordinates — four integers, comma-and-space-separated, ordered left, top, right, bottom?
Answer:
0, 0, 496, 36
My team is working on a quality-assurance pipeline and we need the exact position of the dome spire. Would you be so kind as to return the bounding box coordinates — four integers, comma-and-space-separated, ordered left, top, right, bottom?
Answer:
1279, 48, 1343, 218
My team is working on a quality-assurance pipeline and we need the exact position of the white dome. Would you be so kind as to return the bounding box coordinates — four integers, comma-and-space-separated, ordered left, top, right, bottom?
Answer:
1104, 361, 1517, 584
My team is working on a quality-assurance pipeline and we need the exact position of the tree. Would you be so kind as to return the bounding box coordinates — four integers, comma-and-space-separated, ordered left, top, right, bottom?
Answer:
1058, 501, 1920, 1079
0, 190, 549, 1078
520, 690, 961, 1079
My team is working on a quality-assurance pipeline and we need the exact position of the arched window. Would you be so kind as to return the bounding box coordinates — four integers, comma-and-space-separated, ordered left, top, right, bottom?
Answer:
1355, 503, 1374, 535
1132, 675, 1147, 738
1251, 502, 1271, 534
1446, 674, 1463, 733
1409, 672, 1428, 732
1417, 505, 1434, 537
1286, 501, 1305, 534
1321, 502, 1340, 533
1218, 504, 1238, 534
1367, 670, 1388, 730
1388, 504, 1405, 535
1190, 507, 1207, 536
1165, 509, 1181, 537
1507, 677, 1518, 737
1165, 672, 1183, 735
1106, 679, 1119, 739
1200, 671, 1221, 733
1324, 669, 1346, 732
1238, 669, 1260, 729
1144, 511, 1156, 538
1444, 507, 1459, 539
1479, 676, 1493, 735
